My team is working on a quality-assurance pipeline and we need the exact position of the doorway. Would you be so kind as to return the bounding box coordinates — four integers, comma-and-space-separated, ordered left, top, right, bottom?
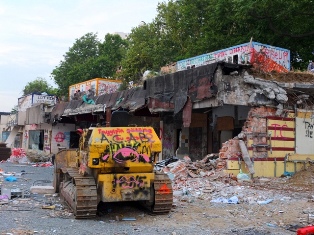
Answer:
28, 130, 44, 150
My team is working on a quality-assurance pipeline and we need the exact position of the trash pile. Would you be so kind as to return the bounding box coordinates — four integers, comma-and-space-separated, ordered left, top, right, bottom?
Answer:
23, 149, 51, 163
0, 166, 61, 216
8, 148, 52, 164
9, 148, 27, 164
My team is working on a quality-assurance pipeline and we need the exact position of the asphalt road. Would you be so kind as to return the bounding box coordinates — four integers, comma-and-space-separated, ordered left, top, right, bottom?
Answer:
0, 161, 311, 235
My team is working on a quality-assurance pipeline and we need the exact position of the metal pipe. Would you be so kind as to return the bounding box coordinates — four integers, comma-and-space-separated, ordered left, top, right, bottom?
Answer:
238, 157, 241, 171
284, 154, 287, 173
268, 133, 272, 154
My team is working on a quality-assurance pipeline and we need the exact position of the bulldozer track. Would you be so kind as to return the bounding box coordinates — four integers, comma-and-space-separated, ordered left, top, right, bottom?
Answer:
151, 172, 173, 214
60, 168, 98, 219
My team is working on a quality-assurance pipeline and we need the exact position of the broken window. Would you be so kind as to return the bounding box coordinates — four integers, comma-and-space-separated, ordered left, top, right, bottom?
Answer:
28, 130, 44, 150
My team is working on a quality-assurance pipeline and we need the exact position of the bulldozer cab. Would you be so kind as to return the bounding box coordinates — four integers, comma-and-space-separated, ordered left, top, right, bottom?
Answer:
110, 110, 130, 127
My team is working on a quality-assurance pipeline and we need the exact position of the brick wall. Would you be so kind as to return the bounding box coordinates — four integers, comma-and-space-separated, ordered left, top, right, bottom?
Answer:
219, 106, 277, 162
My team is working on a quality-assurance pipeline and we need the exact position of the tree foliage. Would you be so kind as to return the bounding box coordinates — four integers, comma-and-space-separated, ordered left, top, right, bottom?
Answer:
50, 0, 314, 92
120, 0, 314, 81
22, 77, 57, 96
51, 33, 127, 98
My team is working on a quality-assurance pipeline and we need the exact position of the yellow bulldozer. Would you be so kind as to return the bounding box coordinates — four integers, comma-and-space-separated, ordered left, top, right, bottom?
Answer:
53, 111, 173, 218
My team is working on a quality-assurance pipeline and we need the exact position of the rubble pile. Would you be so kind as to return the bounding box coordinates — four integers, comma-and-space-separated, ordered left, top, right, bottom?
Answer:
218, 106, 277, 163
24, 150, 51, 163
160, 151, 314, 206
163, 155, 220, 180
249, 68, 314, 83
219, 139, 241, 160
161, 154, 234, 198
8, 148, 52, 164
254, 164, 314, 193
0, 159, 313, 234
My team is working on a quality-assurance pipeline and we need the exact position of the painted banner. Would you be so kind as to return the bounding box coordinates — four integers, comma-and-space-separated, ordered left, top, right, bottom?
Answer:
18, 94, 56, 111
176, 41, 290, 73
69, 78, 121, 100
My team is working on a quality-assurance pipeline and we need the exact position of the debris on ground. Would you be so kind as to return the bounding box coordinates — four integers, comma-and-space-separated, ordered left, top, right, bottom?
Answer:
8, 148, 53, 164
249, 68, 314, 83
0, 160, 314, 234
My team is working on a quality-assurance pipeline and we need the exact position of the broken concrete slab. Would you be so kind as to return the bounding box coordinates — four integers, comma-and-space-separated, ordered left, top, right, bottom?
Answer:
239, 140, 255, 174
30, 186, 55, 194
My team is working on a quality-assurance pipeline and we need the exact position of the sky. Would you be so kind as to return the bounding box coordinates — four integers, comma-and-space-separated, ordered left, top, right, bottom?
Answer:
0, 0, 166, 112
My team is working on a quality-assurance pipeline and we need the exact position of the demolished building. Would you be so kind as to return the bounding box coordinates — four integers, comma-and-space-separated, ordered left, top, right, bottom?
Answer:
6, 41, 314, 178
54, 58, 314, 178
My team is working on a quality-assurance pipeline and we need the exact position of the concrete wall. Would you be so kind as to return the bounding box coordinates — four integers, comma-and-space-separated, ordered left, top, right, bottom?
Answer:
23, 123, 75, 154
24, 123, 52, 153
162, 122, 175, 158
0, 115, 9, 142
51, 123, 76, 154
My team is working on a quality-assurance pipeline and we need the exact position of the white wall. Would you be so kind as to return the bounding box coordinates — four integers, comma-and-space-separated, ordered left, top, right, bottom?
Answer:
296, 117, 314, 154
51, 123, 76, 153
0, 115, 9, 142
24, 123, 52, 153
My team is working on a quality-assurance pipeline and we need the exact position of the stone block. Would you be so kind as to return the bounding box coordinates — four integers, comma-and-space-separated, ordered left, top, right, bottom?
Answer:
30, 186, 55, 194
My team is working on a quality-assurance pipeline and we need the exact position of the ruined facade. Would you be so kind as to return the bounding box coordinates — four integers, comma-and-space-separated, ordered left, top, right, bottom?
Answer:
5, 60, 314, 178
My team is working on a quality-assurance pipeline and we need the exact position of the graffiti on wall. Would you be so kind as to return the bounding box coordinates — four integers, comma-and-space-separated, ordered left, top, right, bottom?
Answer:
93, 127, 159, 164
162, 124, 174, 158
250, 43, 289, 73
54, 132, 65, 142
23, 130, 28, 148
176, 41, 290, 73
304, 121, 313, 138
98, 81, 121, 96
176, 53, 215, 71
44, 129, 50, 151
295, 118, 314, 154
269, 124, 289, 138
69, 79, 97, 101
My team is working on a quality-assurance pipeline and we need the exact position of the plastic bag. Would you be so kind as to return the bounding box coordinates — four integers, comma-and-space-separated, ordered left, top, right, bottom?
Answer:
237, 169, 251, 181
5, 176, 17, 182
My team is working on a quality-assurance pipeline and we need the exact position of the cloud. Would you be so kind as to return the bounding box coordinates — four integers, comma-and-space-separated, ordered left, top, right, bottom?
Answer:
0, 91, 20, 112
0, 0, 164, 111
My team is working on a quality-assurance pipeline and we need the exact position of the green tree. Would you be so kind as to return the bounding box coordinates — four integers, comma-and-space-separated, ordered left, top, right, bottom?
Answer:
51, 33, 101, 97
11, 105, 18, 114
120, 16, 179, 84
97, 33, 128, 78
229, 0, 314, 69
121, 0, 314, 80
22, 77, 57, 96
51, 33, 128, 98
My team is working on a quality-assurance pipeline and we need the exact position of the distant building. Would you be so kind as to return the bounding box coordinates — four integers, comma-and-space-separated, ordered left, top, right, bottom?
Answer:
164, 41, 290, 74
69, 78, 122, 101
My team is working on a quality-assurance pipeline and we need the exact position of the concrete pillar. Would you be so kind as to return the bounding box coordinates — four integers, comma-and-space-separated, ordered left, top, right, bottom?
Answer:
175, 127, 189, 159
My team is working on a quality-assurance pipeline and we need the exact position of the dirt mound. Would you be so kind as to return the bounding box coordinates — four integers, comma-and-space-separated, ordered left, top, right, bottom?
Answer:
286, 164, 314, 191
249, 69, 314, 83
